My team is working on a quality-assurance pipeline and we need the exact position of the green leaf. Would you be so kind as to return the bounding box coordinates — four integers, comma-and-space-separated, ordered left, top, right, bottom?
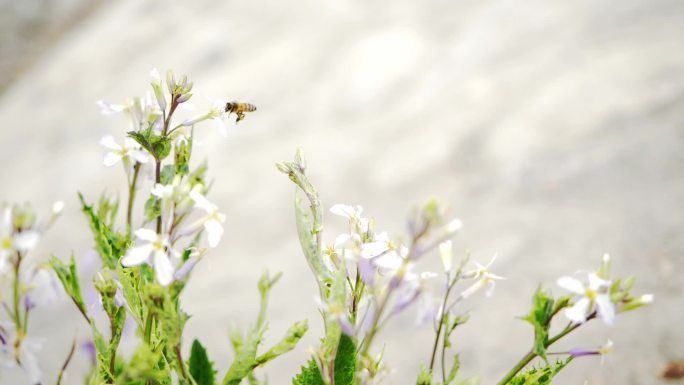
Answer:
416, 364, 433, 385
509, 358, 572, 385
50, 255, 89, 323
522, 288, 555, 361
446, 354, 461, 384
222, 325, 264, 385
175, 136, 193, 176
333, 334, 356, 385
144, 195, 161, 222
294, 191, 330, 285
161, 164, 176, 184
189, 339, 217, 385
79, 193, 128, 269
256, 320, 309, 366
292, 359, 325, 385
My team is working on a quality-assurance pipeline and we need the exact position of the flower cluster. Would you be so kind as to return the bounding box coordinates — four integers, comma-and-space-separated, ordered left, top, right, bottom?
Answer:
1, 69, 653, 385
278, 149, 654, 385
48, 70, 306, 385
0, 201, 62, 383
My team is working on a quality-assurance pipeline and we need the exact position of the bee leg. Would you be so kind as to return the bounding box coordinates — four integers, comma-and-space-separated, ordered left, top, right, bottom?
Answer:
235, 112, 245, 123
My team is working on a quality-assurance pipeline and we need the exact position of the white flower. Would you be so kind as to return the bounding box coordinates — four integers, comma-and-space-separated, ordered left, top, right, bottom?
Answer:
0, 324, 42, 384
181, 188, 226, 248
330, 204, 370, 233
445, 218, 463, 234
51, 201, 64, 216
0, 207, 39, 272
96, 100, 126, 115
557, 272, 615, 325
459, 254, 504, 299
150, 68, 167, 111
439, 240, 453, 274
182, 99, 230, 136
121, 229, 174, 286
99, 135, 149, 167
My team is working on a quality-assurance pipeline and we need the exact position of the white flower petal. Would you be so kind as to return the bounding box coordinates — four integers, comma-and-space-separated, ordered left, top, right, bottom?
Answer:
121, 244, 153, 266
333, 233, 351, 248
588, 273, 610, 291
14, 231, 39, 252
99, 135, 122, 151
204, 219, 224, 248
1, 207, 12, 235
439, 240, 453, 273
103, 152, 123, 167
134, 228, 158, 242
153, 250, 174, 286
190, 188, 216, 213
330, 204, 357, 218
565, 297, 591, 323
214, 117, 229, 137
557, 276, 586, 294
361, 241, 389, 259
96, 100, 125, 115
130, 149, 149, 163
150, 68, 161, 83
52, 201, 64, 215
374, 252, 403, 272
595, 294, 615, 325
151, 184, 173, 198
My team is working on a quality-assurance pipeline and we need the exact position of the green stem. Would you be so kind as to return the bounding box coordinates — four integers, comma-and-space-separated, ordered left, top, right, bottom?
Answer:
144, 311, 154, 345
175, 344, 191, 383
495, 317, 589, 385
126, 163, 141, 236
12, 251, 23, 333
155, 160, 162, 234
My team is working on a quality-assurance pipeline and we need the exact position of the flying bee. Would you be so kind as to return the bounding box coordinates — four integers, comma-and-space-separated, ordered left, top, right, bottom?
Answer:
224, 101, 257, 123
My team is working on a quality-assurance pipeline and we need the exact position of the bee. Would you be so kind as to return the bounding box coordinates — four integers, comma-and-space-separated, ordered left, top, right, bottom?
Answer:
224, 102, 257, 123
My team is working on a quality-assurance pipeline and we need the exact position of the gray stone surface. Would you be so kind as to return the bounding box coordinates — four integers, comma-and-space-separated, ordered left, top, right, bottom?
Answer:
0, 0, 682, 384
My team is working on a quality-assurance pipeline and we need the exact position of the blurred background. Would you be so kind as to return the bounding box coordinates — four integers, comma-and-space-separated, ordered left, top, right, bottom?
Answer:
1, 0, 683, 384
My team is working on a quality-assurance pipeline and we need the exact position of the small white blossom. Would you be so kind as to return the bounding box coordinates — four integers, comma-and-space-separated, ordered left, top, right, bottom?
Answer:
330, 204, 370, 233
459, 254, 504, 299
96, 100, 126, 115
180, 188, 226, 248
99, 135, 149, 167
0, 324, 42, 384
121, 229, 174, 286
182, 99, 230, 137
439, 240, 453, 274
0, 207, 39, 272
557, 272, 615, 325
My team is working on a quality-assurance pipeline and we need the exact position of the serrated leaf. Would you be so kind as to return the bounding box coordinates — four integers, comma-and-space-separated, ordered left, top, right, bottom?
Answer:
509, 358, 572, 385
292, 359, 325, 385
189, 339, 217, 385
522, 288, 555, 361
79, 193, 128, 269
